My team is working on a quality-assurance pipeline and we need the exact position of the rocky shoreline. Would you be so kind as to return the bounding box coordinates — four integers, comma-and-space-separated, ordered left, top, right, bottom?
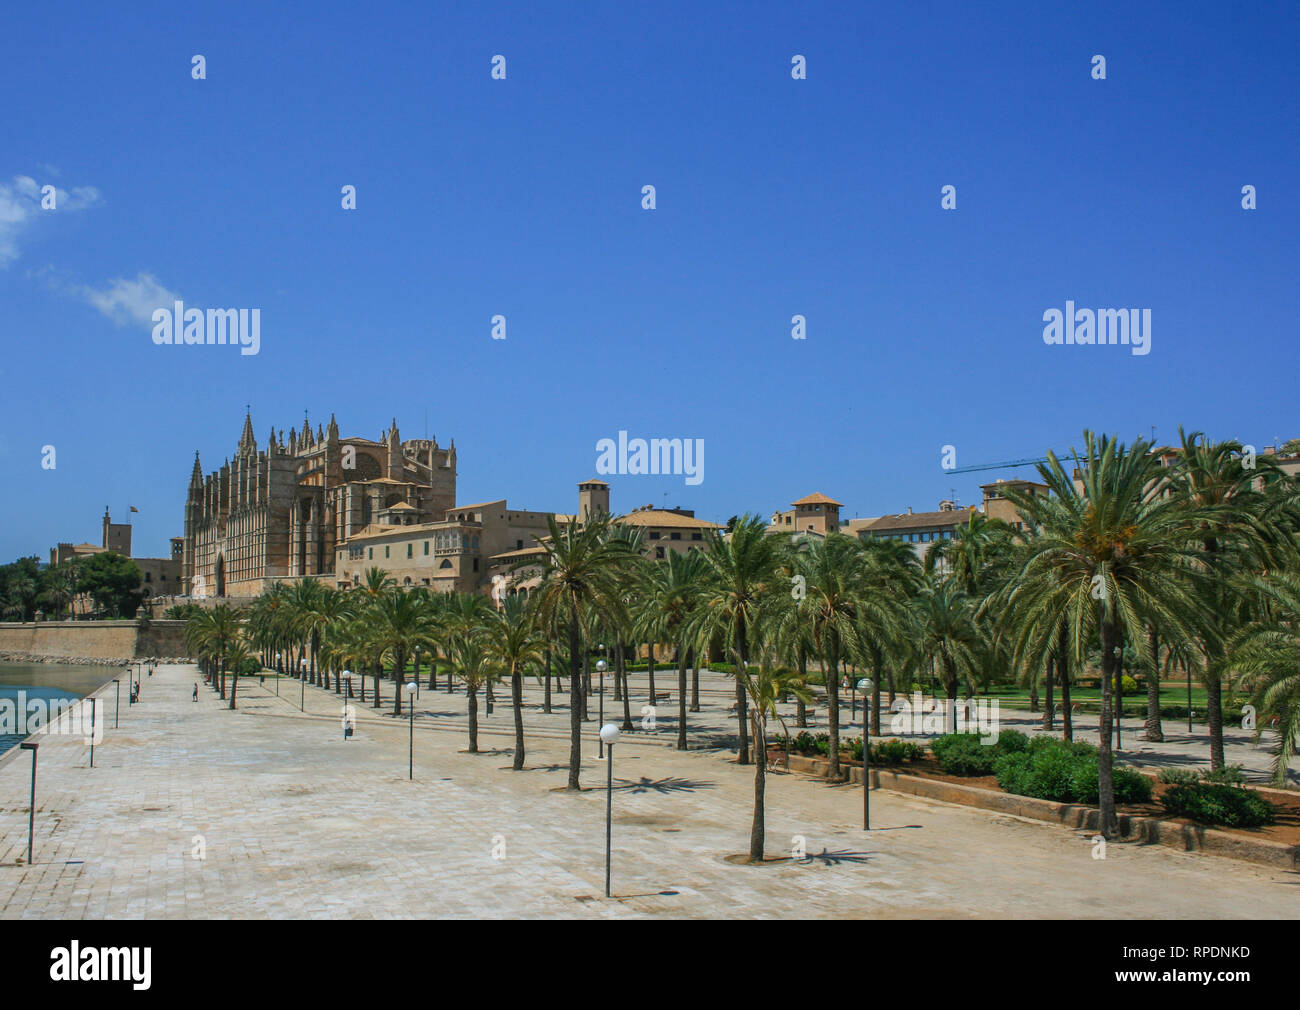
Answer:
0, 651, 192, 667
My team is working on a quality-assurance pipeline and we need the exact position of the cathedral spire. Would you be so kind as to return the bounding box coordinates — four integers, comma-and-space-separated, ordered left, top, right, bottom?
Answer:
238, 411, 256, 454
190, 451, 203, 488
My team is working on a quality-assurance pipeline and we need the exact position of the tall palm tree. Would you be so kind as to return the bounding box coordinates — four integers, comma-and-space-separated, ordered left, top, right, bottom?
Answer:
1170, 428, 1295, 769
999, 432, 1209, 836
482, 594, 547, 769
780, 534, 870, 780
368, 587, 437, 715
738, 647, 810, 862
446, 630, 497, 754
534, 513, 638, 790
856, 537, 922, 734
689, 515, 781, 766
910, 577, 984, 733
637, 549, 706, 750
185, 605, 245, 707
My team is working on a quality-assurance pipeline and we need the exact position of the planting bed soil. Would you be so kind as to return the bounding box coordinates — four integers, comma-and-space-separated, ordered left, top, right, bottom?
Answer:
770, 747, 1300, 847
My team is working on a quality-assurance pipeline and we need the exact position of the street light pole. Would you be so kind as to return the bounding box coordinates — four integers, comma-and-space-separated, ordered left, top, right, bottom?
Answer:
405, 681, 417, 779
19, 738, 37, 863
599, 723, 620, 897
596, 660, 608, 757
113, 679, 120, 729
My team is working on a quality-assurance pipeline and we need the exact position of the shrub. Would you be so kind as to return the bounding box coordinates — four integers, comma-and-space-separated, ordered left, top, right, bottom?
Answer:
997, 729, 1030, 753
871, 738, 922, 766
929, 733, 998, 776
1201, 764, 1247, 786
1157, 767, 1200, 786
1162, 784, 1275, 828
995, 739, 1152, 805
1120, 675, 1138, 693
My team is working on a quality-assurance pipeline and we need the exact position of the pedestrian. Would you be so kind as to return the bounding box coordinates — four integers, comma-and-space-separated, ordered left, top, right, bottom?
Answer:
193, 683, 198, 702
148, 666, 154, 677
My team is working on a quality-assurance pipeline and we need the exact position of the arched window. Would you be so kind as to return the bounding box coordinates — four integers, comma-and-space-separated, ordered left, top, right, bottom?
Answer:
439, 560, 453, 569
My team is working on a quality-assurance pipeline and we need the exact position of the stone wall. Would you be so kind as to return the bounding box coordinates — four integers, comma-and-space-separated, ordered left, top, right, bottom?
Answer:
0, 621, 191, 661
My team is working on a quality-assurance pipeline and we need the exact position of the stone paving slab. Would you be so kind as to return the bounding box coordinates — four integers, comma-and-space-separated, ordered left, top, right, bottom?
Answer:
0, 665, 1295, 919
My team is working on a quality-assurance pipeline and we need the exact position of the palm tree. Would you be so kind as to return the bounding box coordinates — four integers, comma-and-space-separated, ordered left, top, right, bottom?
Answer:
738, 651, 810, 862
367, 587, 436, 715
1219, 570, 1300, 785
185, 605, 245, 706
688, 515, 781, 766
534, 513, 638, 790
446, 630, 497, 754
780, 534, 870, 780
482, 594, 547, 769
911, 577, 984, 733
999, 432, 1209, 836
1170, 428, 1295, 769
637, 550, 706, 750
856, 537, 922, 734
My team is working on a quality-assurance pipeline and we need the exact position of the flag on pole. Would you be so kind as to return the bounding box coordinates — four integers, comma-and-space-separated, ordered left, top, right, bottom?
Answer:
129, 506, 139, 512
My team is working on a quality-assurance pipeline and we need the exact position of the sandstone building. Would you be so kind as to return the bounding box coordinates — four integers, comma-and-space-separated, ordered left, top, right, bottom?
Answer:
185, 413, 456, 597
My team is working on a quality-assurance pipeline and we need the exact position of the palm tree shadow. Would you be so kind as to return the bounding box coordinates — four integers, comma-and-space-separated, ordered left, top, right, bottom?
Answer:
795, 848, 876, 866
610, 776, 716, 794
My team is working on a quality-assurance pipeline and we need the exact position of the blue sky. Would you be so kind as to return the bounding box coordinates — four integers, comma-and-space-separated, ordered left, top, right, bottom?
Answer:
2, 0, 1296, 560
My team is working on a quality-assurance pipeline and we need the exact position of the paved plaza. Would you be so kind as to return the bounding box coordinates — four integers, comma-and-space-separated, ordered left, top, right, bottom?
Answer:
0, 663, 1295, 918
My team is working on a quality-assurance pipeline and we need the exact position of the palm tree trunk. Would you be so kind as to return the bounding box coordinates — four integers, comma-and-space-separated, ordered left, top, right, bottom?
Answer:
1098, 619, 1119, 837
544, 649, 552, 714
581, 652, 591, 721
734, 626, 750, 765
870, 655, 882, 736
826, 640, 841, 780
393, 648, 404, 715
619, 642, 633, 732
511, 666, 525, 770
229, 660, 239, 710
748, 710, 766, 862
676, 644, 688, 750
1042, 655, 1055, 731
647, 644, 656, 710
1144, 626, 1164, 742
373, 661, 382, 709
1059, 624, 1073, 742
689, 648, 699, 712
468, 686, 479, 753
1029, 673, 1039, 712
796, 645, 807, 728
1207, 677, 1226, 770
566, 608, 583, 791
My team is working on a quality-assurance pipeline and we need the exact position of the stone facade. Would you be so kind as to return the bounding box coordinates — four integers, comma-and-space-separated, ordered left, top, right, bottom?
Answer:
185, 413, 456, 598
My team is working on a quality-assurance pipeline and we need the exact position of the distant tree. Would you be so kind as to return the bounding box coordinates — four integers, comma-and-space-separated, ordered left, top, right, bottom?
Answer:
76, 552, 144, 618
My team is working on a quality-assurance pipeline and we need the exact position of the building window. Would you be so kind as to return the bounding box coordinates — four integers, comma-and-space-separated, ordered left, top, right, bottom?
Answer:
407, 544, 413, 558
472, 558, 479, 572
648, 531, 661, 540
670, 532, 681, 540
385, 546, 390, 558
424, 541, 429, 555
368, 548, 373, 560
691, 532, 702, 540
439, 560, 452, 569
655, 547, 666, 559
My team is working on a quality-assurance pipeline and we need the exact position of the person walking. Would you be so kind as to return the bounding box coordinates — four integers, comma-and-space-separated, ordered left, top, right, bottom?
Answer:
193, 683, 199, 702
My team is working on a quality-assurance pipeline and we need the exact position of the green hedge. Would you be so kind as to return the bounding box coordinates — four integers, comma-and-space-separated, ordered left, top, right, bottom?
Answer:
993, 739, 1153, 805
1161, 783, 1275, 827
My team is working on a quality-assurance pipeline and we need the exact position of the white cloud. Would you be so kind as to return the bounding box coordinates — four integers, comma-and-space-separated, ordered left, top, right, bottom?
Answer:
79, 271, 179, 326
0, 173, 101, 267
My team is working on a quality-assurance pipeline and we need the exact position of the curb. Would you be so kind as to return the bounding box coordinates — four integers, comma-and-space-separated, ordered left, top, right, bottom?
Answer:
771, 751, 1300, 871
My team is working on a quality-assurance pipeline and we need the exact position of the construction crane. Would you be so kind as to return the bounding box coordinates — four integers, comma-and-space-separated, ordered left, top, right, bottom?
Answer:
944, 455, 1060, 475
943, 429, 1156, 475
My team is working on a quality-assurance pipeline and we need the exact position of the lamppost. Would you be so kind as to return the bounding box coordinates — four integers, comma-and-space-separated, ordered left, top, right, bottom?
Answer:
405, 681, 417, 779
342, 668, 352, 700
342, 675, 355, 741
113, 679, 120, 729
599, 723, 620, 897
19, 741, 37, 865
89, 697, 96, 768
413, 648, 421, 699
276, 654, 282, 697
596, 660, 608, 757
300, 658, 307, 712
